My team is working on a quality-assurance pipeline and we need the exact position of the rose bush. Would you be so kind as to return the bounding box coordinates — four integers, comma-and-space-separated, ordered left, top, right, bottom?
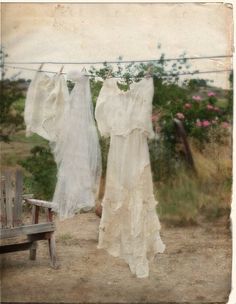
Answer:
155, 89, 231, 144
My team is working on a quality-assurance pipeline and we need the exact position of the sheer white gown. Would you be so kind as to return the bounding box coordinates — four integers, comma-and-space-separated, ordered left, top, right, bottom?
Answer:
51, 71, 102, 219
24, 70, 102, 220
95, 77, 165, 278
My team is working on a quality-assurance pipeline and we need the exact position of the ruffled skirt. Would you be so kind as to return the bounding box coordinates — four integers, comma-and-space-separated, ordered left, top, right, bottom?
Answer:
97, 130, 165, 278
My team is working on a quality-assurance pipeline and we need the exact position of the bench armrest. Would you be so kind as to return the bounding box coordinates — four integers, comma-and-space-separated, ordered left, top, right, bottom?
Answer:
22, 194, 34, 200
24, 198, 57, 210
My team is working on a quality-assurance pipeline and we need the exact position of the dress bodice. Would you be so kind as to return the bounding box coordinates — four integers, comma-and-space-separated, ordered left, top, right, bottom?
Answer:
24, 71, 63, 140
67, 70, 88, 85
95, 77, 155, 139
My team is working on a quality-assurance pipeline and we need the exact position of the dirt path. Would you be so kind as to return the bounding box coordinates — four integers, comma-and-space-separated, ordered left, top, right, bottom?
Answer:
1, 212, 232, 303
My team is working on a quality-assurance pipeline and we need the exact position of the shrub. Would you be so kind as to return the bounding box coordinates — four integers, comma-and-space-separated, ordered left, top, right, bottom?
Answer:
19, 145, 57, 200
154, 90, 231, 151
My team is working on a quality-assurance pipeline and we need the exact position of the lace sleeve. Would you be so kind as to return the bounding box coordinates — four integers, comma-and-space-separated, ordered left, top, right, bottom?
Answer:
95, 80, 112, 138
24, 72, 40, 137
143, 78, 155, 139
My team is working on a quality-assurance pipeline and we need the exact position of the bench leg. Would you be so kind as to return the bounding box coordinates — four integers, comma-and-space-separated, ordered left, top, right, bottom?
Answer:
29, 241, 37, 260
48, 232, 59, 269
29, 205, 39, 260
46, 208, 59, 269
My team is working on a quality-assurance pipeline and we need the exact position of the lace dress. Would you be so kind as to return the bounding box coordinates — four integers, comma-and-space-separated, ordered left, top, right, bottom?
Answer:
24, 71, 64, 140
51, 71, 102, 219
95, 77, 165, 278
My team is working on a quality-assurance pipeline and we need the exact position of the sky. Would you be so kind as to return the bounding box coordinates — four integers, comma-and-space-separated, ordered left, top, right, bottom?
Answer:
1, 2, 233, 88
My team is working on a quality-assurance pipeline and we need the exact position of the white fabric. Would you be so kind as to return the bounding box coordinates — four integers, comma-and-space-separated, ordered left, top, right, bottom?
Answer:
51, 70, 102, 219
24, 71, 66, 141
95, 77, 165, 278
42, 75, 69, 142
24, 70, 102, 220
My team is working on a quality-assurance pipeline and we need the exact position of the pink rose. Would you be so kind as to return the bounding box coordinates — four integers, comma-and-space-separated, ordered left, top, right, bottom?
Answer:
192, 95, 202, 101
211, 120, 217, 125
152, 114, 158, 122
206, 104, 214, 110
208, 92, 216, 97
196, 120, 202, 127
214, 106, 220, 112
176, 112, 185, 120
202, 120, 211, 127
221, 122, 229, 128
184, 103, 192, 109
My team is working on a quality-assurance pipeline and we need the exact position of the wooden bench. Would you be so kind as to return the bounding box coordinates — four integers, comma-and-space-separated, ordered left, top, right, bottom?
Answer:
0, 169, 59, 269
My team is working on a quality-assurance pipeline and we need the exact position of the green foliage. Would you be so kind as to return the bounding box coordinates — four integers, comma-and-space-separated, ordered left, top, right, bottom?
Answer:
226, 71, 233, 117
99, 136, 110, 177
89, 51, 194, 85
187, 78, 208, 90
153, 76, 188, 107
149, 137, 179, 182
19, 146, 57, 200
90, 79, 103, 106
0, 79, 27, 141
0, 46, 27, 141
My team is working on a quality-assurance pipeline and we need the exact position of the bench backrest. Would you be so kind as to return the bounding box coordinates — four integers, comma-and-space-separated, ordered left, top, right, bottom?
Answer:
0, 170, 23, 228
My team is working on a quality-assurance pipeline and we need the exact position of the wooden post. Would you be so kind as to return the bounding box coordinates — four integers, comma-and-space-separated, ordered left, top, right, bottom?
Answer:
5, 171, 14, 228
0, 173, 7, 228
13, 170, 23, 227
174, 118, 196, 173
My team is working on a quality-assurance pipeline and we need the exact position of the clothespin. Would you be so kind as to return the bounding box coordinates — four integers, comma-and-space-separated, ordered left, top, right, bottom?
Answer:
59, 65, 64, 74
145, 64, 153, 78
106, 68, 113, 79
81, 66, 88, 76
38, 63, 44, 72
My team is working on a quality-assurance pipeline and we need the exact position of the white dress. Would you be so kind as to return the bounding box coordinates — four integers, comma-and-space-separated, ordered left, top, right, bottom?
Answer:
95, 77, 165, 278
51, 71, 102, 219
24, 71, 67, 141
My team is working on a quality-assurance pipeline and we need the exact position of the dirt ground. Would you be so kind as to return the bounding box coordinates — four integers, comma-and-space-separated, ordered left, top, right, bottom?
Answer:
1, 212, 232, 303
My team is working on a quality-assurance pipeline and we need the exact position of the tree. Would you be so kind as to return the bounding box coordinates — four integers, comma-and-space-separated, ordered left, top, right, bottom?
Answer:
0, 48, 27, 141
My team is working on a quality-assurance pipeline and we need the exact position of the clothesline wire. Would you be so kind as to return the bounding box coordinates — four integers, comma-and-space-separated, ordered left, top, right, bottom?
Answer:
3, 64, 233, 78
3, 54, 233, 65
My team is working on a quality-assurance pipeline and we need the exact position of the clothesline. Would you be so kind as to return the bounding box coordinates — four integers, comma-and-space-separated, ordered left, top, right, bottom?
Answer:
3, 64, 233, 79
3, 54, 233, 65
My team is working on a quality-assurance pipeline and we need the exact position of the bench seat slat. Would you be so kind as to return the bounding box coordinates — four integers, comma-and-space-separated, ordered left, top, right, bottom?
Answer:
1, 222, 56, 239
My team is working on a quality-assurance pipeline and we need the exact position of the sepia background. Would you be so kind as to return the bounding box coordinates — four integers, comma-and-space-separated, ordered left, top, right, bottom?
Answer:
1, 2, 233, 88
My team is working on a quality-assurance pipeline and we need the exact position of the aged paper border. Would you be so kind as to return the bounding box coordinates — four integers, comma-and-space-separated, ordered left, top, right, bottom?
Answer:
1, 0, 235, 303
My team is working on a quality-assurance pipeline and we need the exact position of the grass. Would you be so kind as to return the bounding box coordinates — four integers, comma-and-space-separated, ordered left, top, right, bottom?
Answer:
155, 171, 200, 225
1, 131, 48, 167
58, 233, 82, 246
216, 98, 228, 108
11, 132, 48, 145
155, 130, 232, 225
